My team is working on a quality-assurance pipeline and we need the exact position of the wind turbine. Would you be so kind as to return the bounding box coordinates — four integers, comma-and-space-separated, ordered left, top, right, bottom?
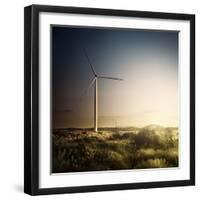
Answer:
83, 48, 123, 132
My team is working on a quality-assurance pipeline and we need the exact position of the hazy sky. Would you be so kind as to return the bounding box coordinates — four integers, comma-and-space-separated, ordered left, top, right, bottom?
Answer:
52, 26, 178, 128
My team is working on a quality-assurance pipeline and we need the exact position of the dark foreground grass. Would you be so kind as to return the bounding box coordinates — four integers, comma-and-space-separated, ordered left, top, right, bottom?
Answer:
52, 126, 178, 173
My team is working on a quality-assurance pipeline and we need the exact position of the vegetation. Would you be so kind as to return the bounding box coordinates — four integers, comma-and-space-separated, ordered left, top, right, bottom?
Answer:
52, 125, 178, 173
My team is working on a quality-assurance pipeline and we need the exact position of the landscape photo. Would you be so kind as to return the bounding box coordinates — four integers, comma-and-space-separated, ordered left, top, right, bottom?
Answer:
52, 26, 179, 173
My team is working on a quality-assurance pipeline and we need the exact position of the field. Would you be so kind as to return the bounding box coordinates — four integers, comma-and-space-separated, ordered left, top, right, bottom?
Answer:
52, 125, 178, 173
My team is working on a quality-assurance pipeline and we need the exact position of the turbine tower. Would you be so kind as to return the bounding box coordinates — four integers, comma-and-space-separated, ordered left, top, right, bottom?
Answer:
83, 49, 123, 132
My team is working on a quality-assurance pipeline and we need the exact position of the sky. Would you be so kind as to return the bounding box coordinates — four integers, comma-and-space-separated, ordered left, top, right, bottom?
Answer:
52, 26, 178, 129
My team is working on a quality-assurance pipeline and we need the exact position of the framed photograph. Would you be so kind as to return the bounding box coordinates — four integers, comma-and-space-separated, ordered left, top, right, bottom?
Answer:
24, 4, 195, 195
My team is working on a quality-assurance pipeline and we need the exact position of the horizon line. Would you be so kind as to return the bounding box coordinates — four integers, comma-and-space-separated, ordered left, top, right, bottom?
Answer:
53, 124, 179, 130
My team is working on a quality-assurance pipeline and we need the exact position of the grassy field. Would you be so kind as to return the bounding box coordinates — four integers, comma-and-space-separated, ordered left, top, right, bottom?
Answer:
52, 125, 178, 173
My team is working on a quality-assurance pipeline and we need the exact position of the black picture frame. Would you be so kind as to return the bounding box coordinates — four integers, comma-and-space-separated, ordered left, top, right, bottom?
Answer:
24, 4, 195, 195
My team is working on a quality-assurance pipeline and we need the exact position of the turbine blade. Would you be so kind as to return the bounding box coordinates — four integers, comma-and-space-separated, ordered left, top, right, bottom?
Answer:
83, 48, 97, 76
98, 76, 123, 81
80, 77, 96, 97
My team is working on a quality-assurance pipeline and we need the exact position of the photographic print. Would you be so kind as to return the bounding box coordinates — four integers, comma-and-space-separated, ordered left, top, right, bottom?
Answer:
52, 26, 179, 173
24, 5, 195, 195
